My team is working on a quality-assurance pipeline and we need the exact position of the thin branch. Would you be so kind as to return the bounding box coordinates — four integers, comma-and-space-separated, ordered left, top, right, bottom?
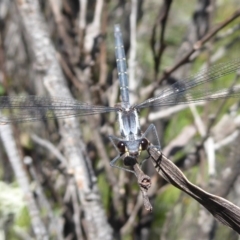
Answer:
15, 0, 113, 239
142, 9, 240, 98
150, 0, 172, 77
133, 163, 152, 211
24, 156, 64, 240
79, 0, 87, 30
84, 0, 103, 52
31, 134, 68, 167
0, 122, 48, 239
120, 192, 143, 235
69, 178, 83, 240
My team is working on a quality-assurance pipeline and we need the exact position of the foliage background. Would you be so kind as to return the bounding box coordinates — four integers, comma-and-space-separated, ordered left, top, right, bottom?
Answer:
0, 0, 240, 239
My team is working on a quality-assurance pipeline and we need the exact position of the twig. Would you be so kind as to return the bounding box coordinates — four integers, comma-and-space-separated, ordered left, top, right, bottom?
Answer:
58, 53, 84, 92
162, 125, 196, 156
90, 124, 123, 211
24, 156, 64, 240
48, 0, 77, 63
133, 163, 152, 211
69, 178, 83, 240
0, 122, 48, 239
15, 0, 113, 239
197, 70, 240, 175
31, 134, 68, 167
84, 0, 103, 52
188, 100, 216, 175
120, 192, 144, 235
78, 0, 87, 30
214, 130, 239, 150
99, 9, 108, 86
150, 0, 172, 77
142, 102, 204, 123
142, 9, 240, 98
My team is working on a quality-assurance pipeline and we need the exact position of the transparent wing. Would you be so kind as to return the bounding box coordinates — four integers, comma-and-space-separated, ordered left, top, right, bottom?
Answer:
0, 96, 119, 123
135, 59, 240, 109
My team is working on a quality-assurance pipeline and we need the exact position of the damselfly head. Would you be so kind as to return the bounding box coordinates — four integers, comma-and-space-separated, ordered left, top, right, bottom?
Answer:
116, 141, 138, 166
116, 138, 149, 157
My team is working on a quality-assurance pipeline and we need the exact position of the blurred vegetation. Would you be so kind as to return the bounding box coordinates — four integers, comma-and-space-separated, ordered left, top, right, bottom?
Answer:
0, 0, 240, 239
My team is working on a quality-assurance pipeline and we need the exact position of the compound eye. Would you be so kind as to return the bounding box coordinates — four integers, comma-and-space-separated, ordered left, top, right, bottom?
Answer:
140, 138, 149, 150
117, 141, 126, 153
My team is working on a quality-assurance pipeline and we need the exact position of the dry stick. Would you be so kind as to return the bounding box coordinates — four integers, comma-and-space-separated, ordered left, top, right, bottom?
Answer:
146, 102, 205, 123
148, 145, 240, 234
81, 76, 120, 203
78, 0, 87, 31
162, 9, 240, 82
90, 124, 123, 212
31, 134, 68, 167
205, 72, 240, 141
163, 110, 240, 173
48, 0, 77, 64
78, 0, 87, 58
187, 98, 216, 175
215, 130, 239, 150
68, 178, 84, 240
212, 131, 240, 198
84, 0, 103, 52
150, 0, 172, 77
0, 123, 49, 240
133, 163, 152, 211
24, 156, 65, 240
142, 9, 240, 98
58, 53, 84, 92
99, 7, 108, 86
15, 1, 113, 239
193, 73, 240, 175
120, 191, 146, 235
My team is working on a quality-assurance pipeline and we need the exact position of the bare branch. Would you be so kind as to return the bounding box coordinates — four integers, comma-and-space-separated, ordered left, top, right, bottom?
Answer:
142, 9, 240, 98
15, 0, 113, 239
150, 0, 172, 77
0, 122, 48, 239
